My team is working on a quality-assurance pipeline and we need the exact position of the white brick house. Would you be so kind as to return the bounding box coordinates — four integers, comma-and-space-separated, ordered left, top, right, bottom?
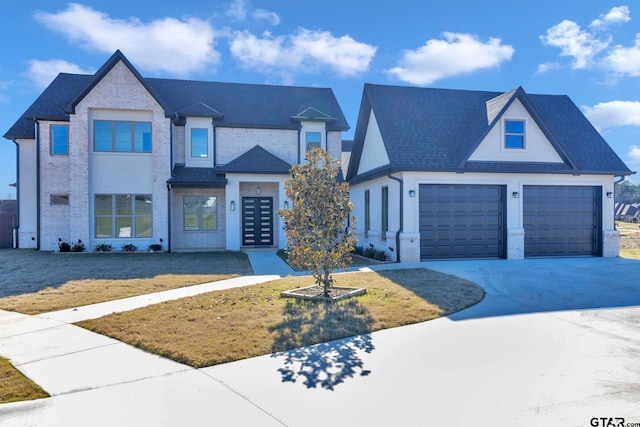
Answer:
4, 51, 349, 252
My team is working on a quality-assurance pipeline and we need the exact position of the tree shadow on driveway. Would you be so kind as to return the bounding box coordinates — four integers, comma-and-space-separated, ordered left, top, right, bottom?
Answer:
270, 299, 374, 390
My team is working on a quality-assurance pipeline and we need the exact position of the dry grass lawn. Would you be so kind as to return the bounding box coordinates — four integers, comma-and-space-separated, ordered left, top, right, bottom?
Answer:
0, 250, 252, 314
0, 357, 49, 404
78, 268, 484, 368
617, 221, 640, 260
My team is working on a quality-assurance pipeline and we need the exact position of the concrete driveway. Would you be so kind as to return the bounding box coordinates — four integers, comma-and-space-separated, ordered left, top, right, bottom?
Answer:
1, 257, 640, 426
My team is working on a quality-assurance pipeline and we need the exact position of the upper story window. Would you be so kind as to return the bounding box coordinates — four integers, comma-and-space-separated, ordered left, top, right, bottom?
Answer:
305, 132, 322, 152
190, 128, 208, 158
50, 124, 69, 155
504, 120, 525, 149
94, 120, 151, 153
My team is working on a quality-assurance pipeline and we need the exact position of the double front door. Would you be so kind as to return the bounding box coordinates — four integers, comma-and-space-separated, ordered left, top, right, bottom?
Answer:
242, 197, 273, 246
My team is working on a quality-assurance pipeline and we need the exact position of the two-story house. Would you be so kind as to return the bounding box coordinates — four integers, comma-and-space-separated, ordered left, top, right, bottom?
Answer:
3, 51, 349, 252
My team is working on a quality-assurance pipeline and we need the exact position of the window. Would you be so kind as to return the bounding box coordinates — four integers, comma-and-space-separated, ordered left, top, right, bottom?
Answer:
184, 196, 217, 231
94, 121, 151, 153
305, 132, 322, 152
95, 194, 152, 238
504, 120, 525, 149
364, 190, 370, 237
50, 194, 69, 205
190, 128, 208, 158
381, 186, 388, 240
50, 125, 69, 155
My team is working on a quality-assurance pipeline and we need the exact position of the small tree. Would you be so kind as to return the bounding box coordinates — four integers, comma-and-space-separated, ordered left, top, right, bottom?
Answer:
279, 148, 356, 296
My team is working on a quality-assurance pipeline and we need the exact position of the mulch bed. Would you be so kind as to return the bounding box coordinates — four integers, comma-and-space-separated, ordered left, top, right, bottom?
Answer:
281, 285, 366, 302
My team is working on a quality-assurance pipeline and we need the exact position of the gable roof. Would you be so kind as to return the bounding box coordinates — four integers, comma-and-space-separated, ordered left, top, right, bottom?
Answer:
217, 145, 292, 174
346, 83, 633, 182
4, 51, 349, 140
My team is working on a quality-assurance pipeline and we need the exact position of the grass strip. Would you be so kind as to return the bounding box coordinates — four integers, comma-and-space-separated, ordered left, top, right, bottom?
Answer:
0, 357, 49, 404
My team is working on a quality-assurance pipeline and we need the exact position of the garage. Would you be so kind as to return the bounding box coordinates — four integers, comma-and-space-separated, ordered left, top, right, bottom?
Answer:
523, 185, 601, 257
419, 184, 506, 259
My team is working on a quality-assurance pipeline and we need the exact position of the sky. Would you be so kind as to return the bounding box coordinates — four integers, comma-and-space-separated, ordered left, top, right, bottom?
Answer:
1, 0, 640, 199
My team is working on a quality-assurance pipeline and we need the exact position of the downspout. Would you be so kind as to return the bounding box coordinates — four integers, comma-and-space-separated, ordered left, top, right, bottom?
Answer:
387, 173, 403, 263
297, 127, 301, 164
11, 139, 19, 248
167, 183, 172, 253
35, 120, 41, 250
168, 121, 174, 253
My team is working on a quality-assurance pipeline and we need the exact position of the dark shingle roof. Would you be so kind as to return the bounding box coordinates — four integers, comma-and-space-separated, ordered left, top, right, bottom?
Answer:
217, 145, 291, 174
347, 83, 632, 181
4, 51, 349, 140
168, 166, 227, 188
4, 74, 92, 139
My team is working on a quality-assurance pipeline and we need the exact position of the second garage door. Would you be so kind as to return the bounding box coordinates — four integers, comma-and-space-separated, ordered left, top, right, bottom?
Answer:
419, 184, 506, 259
523, 185, 601, 257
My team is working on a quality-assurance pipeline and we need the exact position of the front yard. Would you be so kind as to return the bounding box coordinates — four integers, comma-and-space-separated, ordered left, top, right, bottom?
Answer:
617, 221, 640, 260
0, 250, 252, 314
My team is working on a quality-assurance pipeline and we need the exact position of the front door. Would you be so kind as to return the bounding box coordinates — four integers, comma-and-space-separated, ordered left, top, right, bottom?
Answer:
242, 197, 273, 246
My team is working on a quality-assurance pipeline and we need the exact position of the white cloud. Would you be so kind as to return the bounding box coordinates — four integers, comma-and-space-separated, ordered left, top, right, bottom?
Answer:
540, 19, 609, 69
606, 34, 640, 76
590, 5, 631, 28
386, 32, 514, 85
629, 145, 640, 161
27, 59, 94, 88
582, 100, 640, 130
226, 0, 247, 21
34, 3, 219, 75
230, 29, 376, 78
536, 62, 560, 74
253, 9, 280, 26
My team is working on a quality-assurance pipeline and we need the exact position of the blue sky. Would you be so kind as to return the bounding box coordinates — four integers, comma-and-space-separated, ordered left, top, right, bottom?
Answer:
2, 0, 640, 198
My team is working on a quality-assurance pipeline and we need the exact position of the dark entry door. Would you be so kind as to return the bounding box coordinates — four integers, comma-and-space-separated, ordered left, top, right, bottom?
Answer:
242, 197, 273, 246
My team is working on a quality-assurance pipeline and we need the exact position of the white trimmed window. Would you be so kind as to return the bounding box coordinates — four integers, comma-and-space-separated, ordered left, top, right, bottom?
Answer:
504, 120, 525, 149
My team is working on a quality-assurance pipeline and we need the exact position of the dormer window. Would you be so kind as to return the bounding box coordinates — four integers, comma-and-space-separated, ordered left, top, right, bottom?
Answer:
504, 120, 525, 149
191, 128, 208, 158
305, 131, 322, 152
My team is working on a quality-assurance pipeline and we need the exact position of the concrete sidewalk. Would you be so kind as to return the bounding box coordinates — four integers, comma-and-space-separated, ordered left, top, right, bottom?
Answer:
1, 257, 640, 426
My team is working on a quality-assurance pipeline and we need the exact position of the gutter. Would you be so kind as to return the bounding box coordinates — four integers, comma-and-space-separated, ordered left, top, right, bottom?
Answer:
11, 139, 19, 248
386, 173, 403, 263
167, 183, 172, 253
35, 120, 41, 250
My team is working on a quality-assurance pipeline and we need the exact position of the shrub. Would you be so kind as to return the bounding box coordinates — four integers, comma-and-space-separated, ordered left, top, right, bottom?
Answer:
122, 244, 138, 252
148, 243, 162, 252
94, 243, 113, 252
373, 250, 387, 261
352, 245, 364, 256
58, 238, 71, 253
363, 244, 376, 259
71, 240, 85, 252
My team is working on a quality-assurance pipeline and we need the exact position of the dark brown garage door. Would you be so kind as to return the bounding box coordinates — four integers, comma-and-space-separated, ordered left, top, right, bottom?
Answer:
419, 184, 506, 259
523, 186, 601, 257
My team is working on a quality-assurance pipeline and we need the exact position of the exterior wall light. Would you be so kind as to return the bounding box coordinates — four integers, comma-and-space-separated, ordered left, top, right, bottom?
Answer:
256, 186, 261, 195
284, 201, 289, 210
512, 191, 519, 198
230, 201, 235, 211
606, 192, 613, 198
409, 189, 416, 197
